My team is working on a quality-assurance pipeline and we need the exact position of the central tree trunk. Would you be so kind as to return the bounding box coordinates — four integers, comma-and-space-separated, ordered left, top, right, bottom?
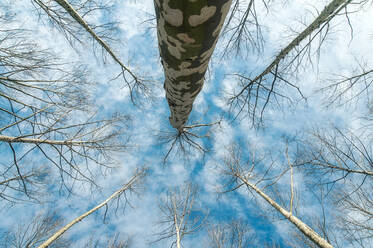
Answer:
154, 0, 232, 131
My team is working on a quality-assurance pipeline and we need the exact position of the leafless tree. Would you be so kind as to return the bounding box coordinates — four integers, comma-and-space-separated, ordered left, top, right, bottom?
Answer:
221, 0, 267, 57
284, 126, 373, 247
0, 212, 71, 248
228, 0, 357, 125
295, 127, 373, 188
289, 176, 373, 248
219, 143, 334, 248
32, 0, 149, 102
37, 168, 146, 248
284, 185, 343, 248
208, 220, 256, 248
0, 12, 132, 202
0, 212, 134, 248
153, 183, 207, 248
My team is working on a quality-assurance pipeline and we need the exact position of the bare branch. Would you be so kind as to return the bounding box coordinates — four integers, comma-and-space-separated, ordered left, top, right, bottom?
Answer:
229, 0, 352, 124
220, 143, 334, 248
157, 120, 221, 164
153, 183, 207, 248
295, 127, 373, 188
1, 211, 71, 248
208, 220, 256, 248
32, 0, 149, 102
317, 59, 373, 107
221, 0, 266, 57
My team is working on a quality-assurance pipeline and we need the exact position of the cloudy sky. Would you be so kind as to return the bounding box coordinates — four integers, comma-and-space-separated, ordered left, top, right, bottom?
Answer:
0, 0, 372, 247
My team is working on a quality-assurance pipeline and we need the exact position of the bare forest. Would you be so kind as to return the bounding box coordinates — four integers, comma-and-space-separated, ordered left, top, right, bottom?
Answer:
0, 0, 372, 247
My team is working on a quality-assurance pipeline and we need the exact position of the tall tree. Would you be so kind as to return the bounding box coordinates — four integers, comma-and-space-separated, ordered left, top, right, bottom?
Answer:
220, 144, 334, 248
37, 169, 146, 248
32, 0, 148, 101
208, 221, 256, 248
154, 0, 232, 131
1, 0, 373, 247
0, 11, 130, 202
229, 0, 352, 124
295, 127, 373, 247
153, 184, 206, 248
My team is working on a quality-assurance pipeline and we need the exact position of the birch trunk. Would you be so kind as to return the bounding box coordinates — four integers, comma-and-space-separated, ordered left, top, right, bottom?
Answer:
239, 176, 334, 248
52, 0, 139, 83
37, 170, 144, 248
175, 214, 182, 248
0, 135, 99, 147
154, 0, 232, 131
236, 0, 351, 98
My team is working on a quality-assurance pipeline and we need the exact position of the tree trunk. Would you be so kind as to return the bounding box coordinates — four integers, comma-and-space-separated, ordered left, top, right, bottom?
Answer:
154, 0, 232, 131
48, 0, 140, 90
37, 170, 144, 248
235, 0, 351, 99
239, 176, 334, 248
174, 213, 182, 248
0, 135, 100, 147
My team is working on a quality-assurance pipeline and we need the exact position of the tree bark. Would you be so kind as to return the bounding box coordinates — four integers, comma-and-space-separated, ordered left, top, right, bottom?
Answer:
174, 213, 182, 248
239, 176, 334, 248
0, 135, 99, 147
154, 0, 232, 131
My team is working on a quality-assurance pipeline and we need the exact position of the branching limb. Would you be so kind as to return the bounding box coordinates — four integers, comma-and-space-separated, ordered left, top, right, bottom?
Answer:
153, 184, 207, 248
317, 60, 373, 107
295, 127, 373, 186
221, 0, 266, 57
32, 0, 148, 102
220, 143, 334, 248
158, 120, 221, 164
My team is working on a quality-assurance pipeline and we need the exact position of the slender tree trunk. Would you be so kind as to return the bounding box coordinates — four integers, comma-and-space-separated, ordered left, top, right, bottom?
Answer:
238, 176, 333, 248
154, 0, 232, 131
235, 0, 351, 98
37, 170, 144, 248
52, 0, 139, 83
0, 135, 99, 147
174, 213, 182, 248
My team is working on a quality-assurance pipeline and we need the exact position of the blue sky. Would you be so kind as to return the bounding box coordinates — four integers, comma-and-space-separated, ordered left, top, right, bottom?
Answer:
0, 0, 372, 247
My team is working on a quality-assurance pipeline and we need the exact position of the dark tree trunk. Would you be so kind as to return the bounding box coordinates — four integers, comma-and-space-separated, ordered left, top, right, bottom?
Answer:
154, 0, 232, 131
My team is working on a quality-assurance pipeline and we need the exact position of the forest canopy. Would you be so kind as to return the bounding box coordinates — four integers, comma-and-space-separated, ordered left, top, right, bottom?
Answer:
0, 0, 372, 247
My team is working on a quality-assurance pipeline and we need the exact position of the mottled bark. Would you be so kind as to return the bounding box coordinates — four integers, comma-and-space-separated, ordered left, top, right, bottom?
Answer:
154, 0, 232, 131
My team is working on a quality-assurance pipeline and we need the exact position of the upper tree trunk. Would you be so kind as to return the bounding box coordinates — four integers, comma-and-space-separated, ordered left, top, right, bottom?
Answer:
154, 0, 232, 131
239, 176, 334, 248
